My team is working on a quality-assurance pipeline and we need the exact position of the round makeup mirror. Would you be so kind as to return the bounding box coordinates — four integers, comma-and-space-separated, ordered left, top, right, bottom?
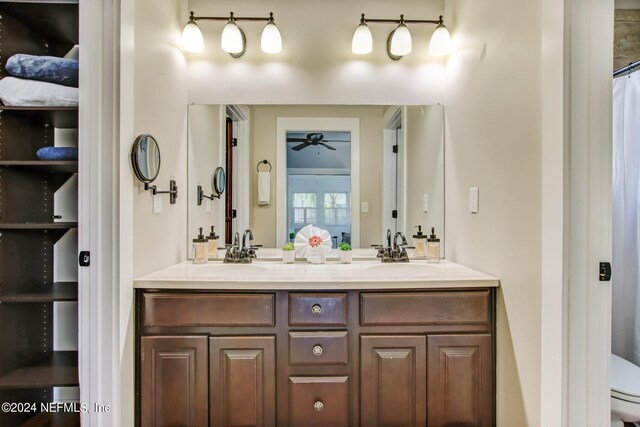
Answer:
213, 166, 226, 197
131, 134, 161, 184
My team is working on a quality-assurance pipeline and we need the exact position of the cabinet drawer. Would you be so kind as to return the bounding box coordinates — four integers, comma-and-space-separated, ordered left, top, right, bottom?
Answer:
289, 376, 349, 427
289, 331, 348, 366
289, 293, 348, 326
142, 293, 275, 327
360, 290, 490, 327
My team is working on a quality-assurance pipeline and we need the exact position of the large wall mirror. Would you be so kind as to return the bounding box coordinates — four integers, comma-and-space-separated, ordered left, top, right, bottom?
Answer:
187, 104, 444, 255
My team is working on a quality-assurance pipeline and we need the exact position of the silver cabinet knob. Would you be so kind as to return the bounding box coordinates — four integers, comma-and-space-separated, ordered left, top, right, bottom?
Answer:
312, 345, 323, 356
311, 304, 322, 316
314, 401, 324, 412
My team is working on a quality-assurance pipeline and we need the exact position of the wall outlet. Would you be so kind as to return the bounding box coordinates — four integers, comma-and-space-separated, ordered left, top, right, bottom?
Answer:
361, 202, 369, 213
422, 194, 429, 213
205, 199, 212, 213
469, 187, 479, 214
153, 195, 162, 214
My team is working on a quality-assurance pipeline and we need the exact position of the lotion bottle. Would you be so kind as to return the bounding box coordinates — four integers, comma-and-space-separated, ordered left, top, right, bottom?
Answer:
208, 226, 219, 259
426, 227, 441, 263
413, 225, 428, 257
193, 227, 208, 264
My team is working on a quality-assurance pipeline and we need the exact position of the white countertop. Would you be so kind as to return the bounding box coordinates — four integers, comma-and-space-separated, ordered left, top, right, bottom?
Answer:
134, 259, 499, 290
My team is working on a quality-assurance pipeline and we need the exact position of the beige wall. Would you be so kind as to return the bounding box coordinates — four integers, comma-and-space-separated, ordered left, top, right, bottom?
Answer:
133, 0, 189, 277
187, 0, 446, 106
248, 105, 386, 247
444, 0, 542, 425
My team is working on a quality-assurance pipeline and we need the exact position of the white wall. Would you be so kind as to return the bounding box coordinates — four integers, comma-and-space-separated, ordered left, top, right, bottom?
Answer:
132, 0, 189, 277
187, 0, 446, 105
444, 0, 542, 426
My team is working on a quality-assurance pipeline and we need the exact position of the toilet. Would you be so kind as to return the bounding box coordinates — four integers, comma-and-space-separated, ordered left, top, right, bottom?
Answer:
611, 354, 640, 426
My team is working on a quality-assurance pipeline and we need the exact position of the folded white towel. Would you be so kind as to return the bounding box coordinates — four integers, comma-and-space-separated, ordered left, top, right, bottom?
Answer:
258, 171, 270, 205
0, 76, 78, 107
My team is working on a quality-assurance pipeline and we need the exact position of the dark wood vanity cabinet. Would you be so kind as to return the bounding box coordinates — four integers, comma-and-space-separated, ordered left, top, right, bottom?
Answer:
137, 288, 495, 427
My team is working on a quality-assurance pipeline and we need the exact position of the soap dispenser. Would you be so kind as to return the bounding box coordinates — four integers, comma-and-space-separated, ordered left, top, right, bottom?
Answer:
208, 226, 220, 259
413, 225, 428, 257
427, 227, 441, 263
193, 227, 208, 264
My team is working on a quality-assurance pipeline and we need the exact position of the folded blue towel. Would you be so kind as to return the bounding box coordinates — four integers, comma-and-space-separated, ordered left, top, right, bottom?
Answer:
36, 147, 78, 161
6, 54, 78, 87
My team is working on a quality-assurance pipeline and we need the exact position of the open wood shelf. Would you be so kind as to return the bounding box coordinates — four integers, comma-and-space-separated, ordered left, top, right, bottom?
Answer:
0, 161, 78, 173
0, 106, 78, 112
21, 411, 80, 427
0, 2, 78, 46
0, 222, 78, 230
0, 107, 78, 128
0, 282, 77, 303
0, 351, 78, 389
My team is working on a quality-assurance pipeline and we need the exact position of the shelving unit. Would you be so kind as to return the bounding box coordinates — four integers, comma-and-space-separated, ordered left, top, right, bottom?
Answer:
0, 1, 80, 425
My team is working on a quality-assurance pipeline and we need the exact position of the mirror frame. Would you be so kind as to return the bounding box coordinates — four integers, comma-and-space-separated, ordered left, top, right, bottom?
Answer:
213, 166, 226, 198
131, 134, 161, 184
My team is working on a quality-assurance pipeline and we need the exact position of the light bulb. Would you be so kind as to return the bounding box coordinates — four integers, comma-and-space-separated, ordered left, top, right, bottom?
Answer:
221, 20, 244, 54
352, 22, 373, 55
181, 20, 204, 53
390, 23, 412, 56
429, 23, 452, 56
261, 19, 282, 54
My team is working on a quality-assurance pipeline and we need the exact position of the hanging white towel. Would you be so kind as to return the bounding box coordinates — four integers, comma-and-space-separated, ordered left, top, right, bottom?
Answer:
258, 171, 270, 205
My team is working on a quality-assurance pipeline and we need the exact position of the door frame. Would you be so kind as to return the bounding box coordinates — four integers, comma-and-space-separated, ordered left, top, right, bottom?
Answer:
276, 117, 360, 248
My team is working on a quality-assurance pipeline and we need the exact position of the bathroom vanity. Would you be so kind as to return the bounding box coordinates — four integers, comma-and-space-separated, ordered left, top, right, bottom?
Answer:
134, 260, 498, 427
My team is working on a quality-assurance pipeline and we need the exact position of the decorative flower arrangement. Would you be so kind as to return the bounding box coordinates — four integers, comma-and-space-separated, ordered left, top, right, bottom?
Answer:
294, 224, 332, 264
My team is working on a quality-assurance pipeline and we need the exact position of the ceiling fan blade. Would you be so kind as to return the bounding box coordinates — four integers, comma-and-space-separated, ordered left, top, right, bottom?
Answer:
287, 137, 309, 142
317, 142, 337, 151
291, 142, 312, 151
321, 139, 351, 143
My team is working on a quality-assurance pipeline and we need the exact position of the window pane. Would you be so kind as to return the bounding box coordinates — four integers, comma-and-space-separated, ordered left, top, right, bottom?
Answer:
324, 193, 348, 208
293, 193, 316, 208
336, 208, 348, 224
325, 208, 336, 225
294, 208, 305, 224
307, 209, 316, 223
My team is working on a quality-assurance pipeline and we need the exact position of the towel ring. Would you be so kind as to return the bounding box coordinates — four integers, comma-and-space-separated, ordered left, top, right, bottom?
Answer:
257, 159, 272, 173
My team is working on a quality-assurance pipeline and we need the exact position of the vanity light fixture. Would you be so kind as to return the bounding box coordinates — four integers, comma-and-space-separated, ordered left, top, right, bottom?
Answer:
181, 11, 282, 57
352, 13, 452, 60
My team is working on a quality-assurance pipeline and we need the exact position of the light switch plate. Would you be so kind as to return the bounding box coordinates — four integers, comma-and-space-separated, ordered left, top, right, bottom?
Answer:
422, 194, 429, 212
361, 202, 369, 213
469, 187, 479, 213
153, 195, 162, 214
205, 199, 212, 213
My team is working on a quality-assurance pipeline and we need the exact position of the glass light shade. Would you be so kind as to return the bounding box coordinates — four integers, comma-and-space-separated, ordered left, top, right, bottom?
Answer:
261, 21, 282, 54
429, 23, 452, 56
181, 21, 204, 53
352, 23, 373, 55
221, 21, 244, 54
390, 24, 412, 56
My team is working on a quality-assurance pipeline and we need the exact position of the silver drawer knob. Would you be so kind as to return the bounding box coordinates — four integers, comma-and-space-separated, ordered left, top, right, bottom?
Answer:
312, 345, 323, 356
311, 304, 322, 316
313, 401, 324, 412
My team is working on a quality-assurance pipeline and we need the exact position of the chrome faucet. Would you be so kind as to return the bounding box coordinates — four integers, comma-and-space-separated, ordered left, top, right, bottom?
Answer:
224, 229, 260, 263
374, 229, 411, 263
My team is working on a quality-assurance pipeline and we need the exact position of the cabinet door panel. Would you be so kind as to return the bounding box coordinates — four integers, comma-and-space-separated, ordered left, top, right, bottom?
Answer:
360, 335, 427, 427
210, 336, 276, 427
140, 336, 208, 427
427, 334, 493, 427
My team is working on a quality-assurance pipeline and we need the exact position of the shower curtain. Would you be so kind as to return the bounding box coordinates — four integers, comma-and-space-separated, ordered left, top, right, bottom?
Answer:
612, 70, 640, 365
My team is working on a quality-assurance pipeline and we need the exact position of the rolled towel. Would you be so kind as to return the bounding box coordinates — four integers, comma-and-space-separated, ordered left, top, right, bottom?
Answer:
6, 54, 78, 87
0, 77, 78, 107
258, 171, 270, 205
36, 147, 78, 161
